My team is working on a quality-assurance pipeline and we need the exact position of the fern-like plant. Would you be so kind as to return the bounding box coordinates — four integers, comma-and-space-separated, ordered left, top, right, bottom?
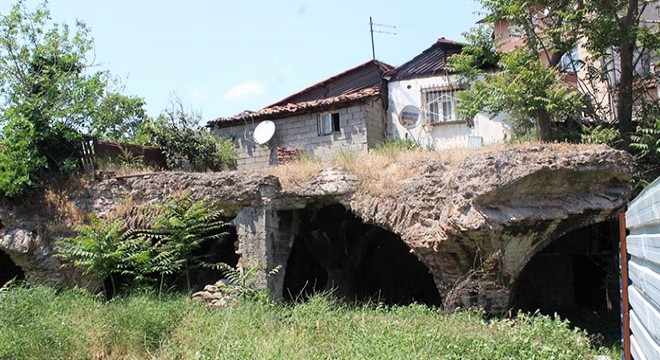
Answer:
56, 215, 129, 296
216, 262, 280, 301
122, 193, 228, 291
631, 116, 660, 188
57, 194, 230, 296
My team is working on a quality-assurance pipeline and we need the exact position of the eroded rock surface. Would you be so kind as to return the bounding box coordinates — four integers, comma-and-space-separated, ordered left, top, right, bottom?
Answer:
350, 145, 632, 312
0, 145, 634, 313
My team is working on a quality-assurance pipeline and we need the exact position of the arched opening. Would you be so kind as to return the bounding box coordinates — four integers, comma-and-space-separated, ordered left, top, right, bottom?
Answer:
0, 250, 25, 286
184, 224, 240, 291
512, 219, 620, 343
283, 204, 441, 306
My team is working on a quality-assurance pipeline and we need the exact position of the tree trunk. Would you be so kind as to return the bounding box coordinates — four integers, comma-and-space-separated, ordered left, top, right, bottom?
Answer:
110, 274, 117, 299
617, 43, 634, 151
616, 0, 638, 153
535, 111, 553, 142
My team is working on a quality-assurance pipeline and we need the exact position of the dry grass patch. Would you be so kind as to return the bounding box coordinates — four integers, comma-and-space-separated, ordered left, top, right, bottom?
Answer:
42, 188, 87, 235
262, 141, 608, 197
263, 155, 326, 189
265, 143, 508, 196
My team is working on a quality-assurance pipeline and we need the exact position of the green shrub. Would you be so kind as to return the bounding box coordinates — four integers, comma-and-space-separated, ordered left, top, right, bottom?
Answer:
581, 125, 621, 147
136, 100, 236, 171
125, 193, 229, 290
373, 139, 422, 156
55, 215, 128, 296
56, 194, 229, 295
216, 262, 280, 302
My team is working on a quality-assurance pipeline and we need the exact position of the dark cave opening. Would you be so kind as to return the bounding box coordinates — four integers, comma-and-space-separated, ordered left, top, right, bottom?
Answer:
0, 250, 25, 287
182, 224, 241, 291
283, 204, 441, 306
512, 219, 620, 344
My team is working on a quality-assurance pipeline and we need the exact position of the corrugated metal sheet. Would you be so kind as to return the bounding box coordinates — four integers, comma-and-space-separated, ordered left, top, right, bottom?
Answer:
209, 60, 393, 127
389, 38, 463, 81
270, 60, 393, 106
625, 176, 660, 360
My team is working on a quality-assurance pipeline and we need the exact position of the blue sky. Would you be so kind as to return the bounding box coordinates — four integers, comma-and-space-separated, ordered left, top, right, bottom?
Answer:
1, 1, 484, 123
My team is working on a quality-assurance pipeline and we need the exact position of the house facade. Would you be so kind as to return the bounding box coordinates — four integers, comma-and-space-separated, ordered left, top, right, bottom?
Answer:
208, 60, 393, 170
386, 38, 509, 149
490, 2, 659, 124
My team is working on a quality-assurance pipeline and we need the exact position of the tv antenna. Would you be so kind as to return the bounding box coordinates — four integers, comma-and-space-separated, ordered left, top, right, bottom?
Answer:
369, 16, 396, 60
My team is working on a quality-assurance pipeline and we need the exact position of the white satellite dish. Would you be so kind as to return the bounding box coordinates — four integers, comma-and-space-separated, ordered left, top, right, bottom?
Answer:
398, 105, 421, 129
253, 120, 276, 145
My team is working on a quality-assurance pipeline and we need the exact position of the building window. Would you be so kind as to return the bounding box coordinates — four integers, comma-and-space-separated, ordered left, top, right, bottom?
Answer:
423, 88, 460, 123
318, 112, 340, 135
559, 47, 581, 73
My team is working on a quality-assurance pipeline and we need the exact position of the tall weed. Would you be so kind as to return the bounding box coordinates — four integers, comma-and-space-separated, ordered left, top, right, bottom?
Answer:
0, 287, 618, 360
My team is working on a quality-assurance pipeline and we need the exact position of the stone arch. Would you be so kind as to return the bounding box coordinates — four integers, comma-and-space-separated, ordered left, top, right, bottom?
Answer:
282, 203, 441, 306
509, 219, 620, 327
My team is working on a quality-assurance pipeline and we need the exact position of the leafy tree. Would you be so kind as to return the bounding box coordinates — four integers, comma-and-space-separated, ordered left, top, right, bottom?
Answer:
452, 0, 659, 144
630, 100, 660, 186
0, 1, 96, 196
89, 92, 148, 142
0, 1, 150, 197
451, 33, 584, 140
580, 0, 660, 149
136, 98, 235, 171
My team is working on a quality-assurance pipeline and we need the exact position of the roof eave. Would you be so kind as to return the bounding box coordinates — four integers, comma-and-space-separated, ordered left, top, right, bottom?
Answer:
209, 94, 381, 129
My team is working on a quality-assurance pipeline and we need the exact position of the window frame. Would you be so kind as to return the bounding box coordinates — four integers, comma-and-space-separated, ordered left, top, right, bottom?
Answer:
422, 86, 462, 124
318, 112, 341, 136
559, 47, 581, 73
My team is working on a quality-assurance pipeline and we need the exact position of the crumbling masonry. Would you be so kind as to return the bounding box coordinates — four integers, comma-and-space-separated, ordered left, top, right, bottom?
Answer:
0, 145, 633, 313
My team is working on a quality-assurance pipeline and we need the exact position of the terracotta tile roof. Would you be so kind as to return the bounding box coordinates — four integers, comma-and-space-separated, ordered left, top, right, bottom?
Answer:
210, 87, 381, 126
209, 60, 392, 127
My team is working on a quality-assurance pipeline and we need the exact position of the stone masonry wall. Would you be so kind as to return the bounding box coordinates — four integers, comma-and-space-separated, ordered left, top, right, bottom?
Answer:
0, 144, 635, 313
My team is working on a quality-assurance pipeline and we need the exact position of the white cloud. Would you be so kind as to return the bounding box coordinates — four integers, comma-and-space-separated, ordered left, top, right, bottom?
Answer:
223, 81, 266, 102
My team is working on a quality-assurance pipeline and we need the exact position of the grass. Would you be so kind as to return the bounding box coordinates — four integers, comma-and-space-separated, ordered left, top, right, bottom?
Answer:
265, 141, 606, 197
0, 284, 618, 360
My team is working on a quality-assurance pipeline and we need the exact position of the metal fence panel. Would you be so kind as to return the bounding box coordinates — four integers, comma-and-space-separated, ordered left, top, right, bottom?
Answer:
625, 176, 660, 359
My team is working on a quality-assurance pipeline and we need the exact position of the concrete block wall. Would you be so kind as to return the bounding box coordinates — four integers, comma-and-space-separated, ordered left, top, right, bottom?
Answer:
213, 124, 271, 170
213, 102, 376, 170
364, 99, 387, 148
233, 207, 299, 301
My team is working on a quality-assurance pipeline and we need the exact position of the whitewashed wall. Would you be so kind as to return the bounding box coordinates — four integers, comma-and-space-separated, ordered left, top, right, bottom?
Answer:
387, 75, 509, 149
625, 176, 660, 360
213, 99, 384, 170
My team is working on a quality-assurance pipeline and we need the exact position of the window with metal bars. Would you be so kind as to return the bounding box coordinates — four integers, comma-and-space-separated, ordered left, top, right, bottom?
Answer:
423, 88, 460, 123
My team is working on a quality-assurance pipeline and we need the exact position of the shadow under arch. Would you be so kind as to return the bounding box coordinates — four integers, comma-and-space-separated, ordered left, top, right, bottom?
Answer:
0, 249, 25, 286
283, 203, 441, 306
